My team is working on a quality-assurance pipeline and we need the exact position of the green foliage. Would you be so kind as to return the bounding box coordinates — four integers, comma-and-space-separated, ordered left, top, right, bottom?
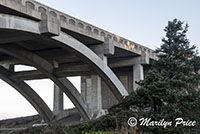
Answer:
84, 131, 117, 134
120, 19, 200, 133
12, 126, 70, 134
68, 116, 118, 133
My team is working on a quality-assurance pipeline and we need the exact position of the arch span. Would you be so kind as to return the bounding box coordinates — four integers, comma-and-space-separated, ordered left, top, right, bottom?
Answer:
0, 14, 129, 121
51, 32, 129, 101
0, 45, 93, 120
0, 66, 54, 122
0, 13, 128, 101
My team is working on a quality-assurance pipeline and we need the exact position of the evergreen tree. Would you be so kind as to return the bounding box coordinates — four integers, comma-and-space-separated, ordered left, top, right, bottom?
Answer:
120, 19, 200, 133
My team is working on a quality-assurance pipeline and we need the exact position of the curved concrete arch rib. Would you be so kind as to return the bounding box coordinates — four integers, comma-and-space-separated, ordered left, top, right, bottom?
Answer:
0, 66, 54, 122
0, 13, 128, 102
52, 32, 129, 101
0, 14, 128, 120
0, 45, 93, 120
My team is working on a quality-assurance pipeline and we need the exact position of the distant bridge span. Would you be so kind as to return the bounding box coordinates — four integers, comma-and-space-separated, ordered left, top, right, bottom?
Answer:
0, 0, 156, 123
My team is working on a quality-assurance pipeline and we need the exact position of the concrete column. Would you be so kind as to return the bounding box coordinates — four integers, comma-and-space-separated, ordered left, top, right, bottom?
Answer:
81, 55, 108, 118
133, 64, 144, 90
86, 75, 102, 111
80, 42, 112, 118
53, 84, 63, 115
85, 53, 107, 110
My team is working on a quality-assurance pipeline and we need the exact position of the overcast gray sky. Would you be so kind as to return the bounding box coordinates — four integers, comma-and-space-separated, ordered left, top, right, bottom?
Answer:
0, 0, 199, 120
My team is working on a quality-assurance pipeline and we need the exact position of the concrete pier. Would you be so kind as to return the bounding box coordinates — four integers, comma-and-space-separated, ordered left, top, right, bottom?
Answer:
53, 84, 63, 116
133, 64, 144, 90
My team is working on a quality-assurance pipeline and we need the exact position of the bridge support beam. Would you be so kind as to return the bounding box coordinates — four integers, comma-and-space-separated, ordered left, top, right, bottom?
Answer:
53, 84, 63, 116
81, 43, 111, 118
90, 75, 102, 111
133, 64, 144, 90
82, 74, 110, 118
82, 75, 103, 116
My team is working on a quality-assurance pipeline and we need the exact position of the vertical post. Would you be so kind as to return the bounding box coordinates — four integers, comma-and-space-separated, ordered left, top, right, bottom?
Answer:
81, 56, 107, 117
133, 64, 144, 90
88, 75, 102, 111
53, 84, 63, 115
81, 40, 113, 117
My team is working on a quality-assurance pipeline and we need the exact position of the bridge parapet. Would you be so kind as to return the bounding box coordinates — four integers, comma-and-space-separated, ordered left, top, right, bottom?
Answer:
0, 0, 157, 60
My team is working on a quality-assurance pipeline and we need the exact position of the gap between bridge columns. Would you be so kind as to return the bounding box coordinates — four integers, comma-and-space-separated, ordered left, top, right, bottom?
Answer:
133, 64, 144, 90
53, 84, 63, 116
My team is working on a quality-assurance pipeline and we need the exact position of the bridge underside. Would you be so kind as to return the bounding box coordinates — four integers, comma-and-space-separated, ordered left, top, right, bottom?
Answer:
0, 0, 153, 124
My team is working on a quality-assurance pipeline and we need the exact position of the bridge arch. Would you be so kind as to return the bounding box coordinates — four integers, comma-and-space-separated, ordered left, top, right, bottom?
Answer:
0, 45, 93, 120
0, 14, 129, 121
0, 66, 54, 122
51, 32, 129, 101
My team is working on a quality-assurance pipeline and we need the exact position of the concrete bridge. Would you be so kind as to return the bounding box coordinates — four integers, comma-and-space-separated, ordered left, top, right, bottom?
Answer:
0, 0, 157, 123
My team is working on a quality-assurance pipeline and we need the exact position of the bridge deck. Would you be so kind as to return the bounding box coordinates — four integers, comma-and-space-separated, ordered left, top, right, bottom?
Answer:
0, 0, 157, 61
